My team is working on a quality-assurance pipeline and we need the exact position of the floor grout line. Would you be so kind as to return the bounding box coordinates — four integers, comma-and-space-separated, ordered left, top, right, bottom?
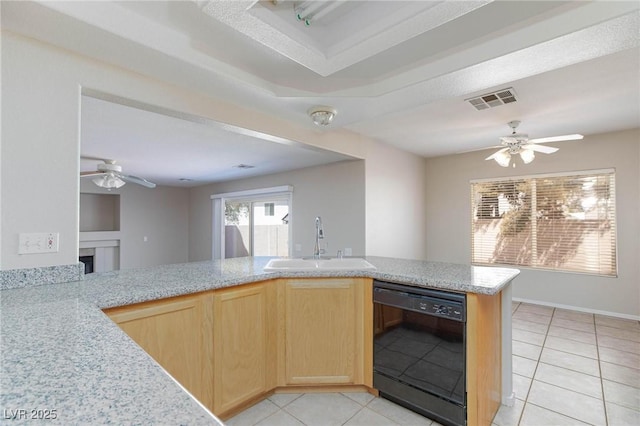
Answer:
595, 312, 610, 426
524, 400, 600, 425
232, 302, 640, 426
514, 306, 554, 426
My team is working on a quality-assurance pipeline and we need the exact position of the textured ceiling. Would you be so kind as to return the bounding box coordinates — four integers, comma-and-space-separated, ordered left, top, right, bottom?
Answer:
2, 0, 639, 185
199, 0, 491, 76
80, 95, 356, 187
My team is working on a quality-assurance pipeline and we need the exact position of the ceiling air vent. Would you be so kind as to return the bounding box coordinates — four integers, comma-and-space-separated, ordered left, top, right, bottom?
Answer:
466, 88, 518, 111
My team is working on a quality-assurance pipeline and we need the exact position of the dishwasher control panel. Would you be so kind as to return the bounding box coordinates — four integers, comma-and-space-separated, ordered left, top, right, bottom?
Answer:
412, 296, 464, 321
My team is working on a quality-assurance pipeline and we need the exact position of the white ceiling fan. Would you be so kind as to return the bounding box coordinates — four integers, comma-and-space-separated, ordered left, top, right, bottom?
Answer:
485, 121, 583, 167
80, 158, 156, 189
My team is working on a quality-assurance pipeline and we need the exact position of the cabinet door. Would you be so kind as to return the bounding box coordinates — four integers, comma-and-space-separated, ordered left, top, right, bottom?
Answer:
283, 278, 369, 386
105, 293, 214, 410
213, 282, 276, 416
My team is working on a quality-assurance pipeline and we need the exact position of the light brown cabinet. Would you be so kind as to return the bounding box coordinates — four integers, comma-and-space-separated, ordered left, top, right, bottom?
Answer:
279, 278, 372, 387
104, 277, 500, 425
212, 281, 277, 417
105, 278, 372, 418
104, 293, 214, 410
467, 292, 503, 426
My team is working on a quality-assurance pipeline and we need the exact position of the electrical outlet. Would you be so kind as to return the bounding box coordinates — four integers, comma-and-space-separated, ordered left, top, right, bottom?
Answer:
18, 232, 59, 254
344, 248, 352, 256
295, 243, 302, 252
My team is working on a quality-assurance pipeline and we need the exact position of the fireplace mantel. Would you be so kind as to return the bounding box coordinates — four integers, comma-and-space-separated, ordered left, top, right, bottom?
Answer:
79, 232, 120, 273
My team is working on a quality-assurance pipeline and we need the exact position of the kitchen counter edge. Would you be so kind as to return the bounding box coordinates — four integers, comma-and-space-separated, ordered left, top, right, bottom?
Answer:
0, 256, 519, 425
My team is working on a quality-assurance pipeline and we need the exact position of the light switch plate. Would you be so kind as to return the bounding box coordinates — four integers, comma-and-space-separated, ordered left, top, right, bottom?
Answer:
18, 232, 59, 254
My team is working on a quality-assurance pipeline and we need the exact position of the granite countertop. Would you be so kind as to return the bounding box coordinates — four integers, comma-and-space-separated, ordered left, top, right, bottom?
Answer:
0, 256, 519, 424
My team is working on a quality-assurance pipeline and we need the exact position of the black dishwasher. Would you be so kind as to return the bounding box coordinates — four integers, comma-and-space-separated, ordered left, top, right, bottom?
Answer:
373, 280, 466, 426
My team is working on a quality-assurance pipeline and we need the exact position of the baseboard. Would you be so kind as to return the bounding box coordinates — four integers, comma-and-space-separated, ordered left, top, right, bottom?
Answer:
502, 391, 516, 407
512, 297, 640, 321
273, 384, 372, 394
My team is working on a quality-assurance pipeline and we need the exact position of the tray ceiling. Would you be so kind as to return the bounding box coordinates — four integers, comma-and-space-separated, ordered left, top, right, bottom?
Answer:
2, 0, 639, 185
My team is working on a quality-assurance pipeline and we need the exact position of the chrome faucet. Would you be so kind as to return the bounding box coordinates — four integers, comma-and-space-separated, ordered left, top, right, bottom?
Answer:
313, 216, 324, 259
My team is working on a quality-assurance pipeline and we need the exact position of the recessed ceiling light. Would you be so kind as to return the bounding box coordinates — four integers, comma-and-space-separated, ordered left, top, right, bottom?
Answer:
234, 164, 255, 169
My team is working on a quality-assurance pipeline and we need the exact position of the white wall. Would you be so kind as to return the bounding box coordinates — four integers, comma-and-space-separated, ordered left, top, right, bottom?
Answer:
364, 140, 429, 259
0, 32, 370, 270
80, 181, 189, 269
188, 160, 366, 261
2, 32, 81, 268
425, 129, 640, 317
0, 31, 430, 273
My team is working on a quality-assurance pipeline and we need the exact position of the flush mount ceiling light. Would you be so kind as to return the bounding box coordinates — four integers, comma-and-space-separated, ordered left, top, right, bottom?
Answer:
308, 106, 337, 126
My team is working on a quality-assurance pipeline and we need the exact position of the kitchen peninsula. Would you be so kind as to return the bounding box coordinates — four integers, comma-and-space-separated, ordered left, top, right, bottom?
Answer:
0, 257, 519, 425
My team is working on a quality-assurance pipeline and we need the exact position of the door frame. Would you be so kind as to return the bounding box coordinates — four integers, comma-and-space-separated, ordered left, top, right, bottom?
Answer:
211, 185, 293, 259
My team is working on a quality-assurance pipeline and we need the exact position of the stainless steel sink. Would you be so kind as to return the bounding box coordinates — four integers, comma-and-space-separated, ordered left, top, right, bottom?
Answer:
264, 258, 376, 272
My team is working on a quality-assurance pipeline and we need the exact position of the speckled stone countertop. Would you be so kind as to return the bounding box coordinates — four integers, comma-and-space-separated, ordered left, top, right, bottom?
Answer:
0, 256, 519, 425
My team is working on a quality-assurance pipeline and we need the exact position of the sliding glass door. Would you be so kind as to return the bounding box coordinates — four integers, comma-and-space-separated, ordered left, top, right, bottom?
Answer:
212, 186, 293, 260
224, 200, 251, 258
251, 199, 289, 256
223, 197, 290, 258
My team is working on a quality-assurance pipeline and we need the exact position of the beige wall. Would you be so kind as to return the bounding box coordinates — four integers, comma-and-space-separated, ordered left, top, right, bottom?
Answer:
80, 193, 120, 232
425, 129, 640, 317
365, 140, 429, 259
80, 181, 189, 269
188, 160, 366, 261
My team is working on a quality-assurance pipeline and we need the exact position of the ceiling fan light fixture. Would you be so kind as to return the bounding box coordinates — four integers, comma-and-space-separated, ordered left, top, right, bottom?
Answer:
308, 106, 337, 126
520, 149, 535, 164
92, 173, 125, 190
81, 158, 156, 188
486, 120, 578, 167
494, 151, 511, 167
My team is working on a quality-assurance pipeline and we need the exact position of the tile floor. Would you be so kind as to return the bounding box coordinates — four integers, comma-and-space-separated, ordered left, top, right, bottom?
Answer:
227, 302, 639, 426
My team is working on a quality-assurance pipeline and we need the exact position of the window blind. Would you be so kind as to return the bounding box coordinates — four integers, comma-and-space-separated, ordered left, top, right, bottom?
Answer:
471, 169, 617, 276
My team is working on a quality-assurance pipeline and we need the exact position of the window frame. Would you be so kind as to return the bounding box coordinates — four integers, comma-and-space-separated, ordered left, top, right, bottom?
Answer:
211, 185, 293, 259
470, 169, 617, 277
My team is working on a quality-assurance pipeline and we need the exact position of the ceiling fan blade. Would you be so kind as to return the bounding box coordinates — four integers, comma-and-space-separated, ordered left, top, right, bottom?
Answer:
80, 155, 113, 162
485, 147, 509, 161
80, 171, 106, 177
528, 134, 583, 144
457, 145, 503, 154
120, 173, 156, 188
523, 144, 559, 154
